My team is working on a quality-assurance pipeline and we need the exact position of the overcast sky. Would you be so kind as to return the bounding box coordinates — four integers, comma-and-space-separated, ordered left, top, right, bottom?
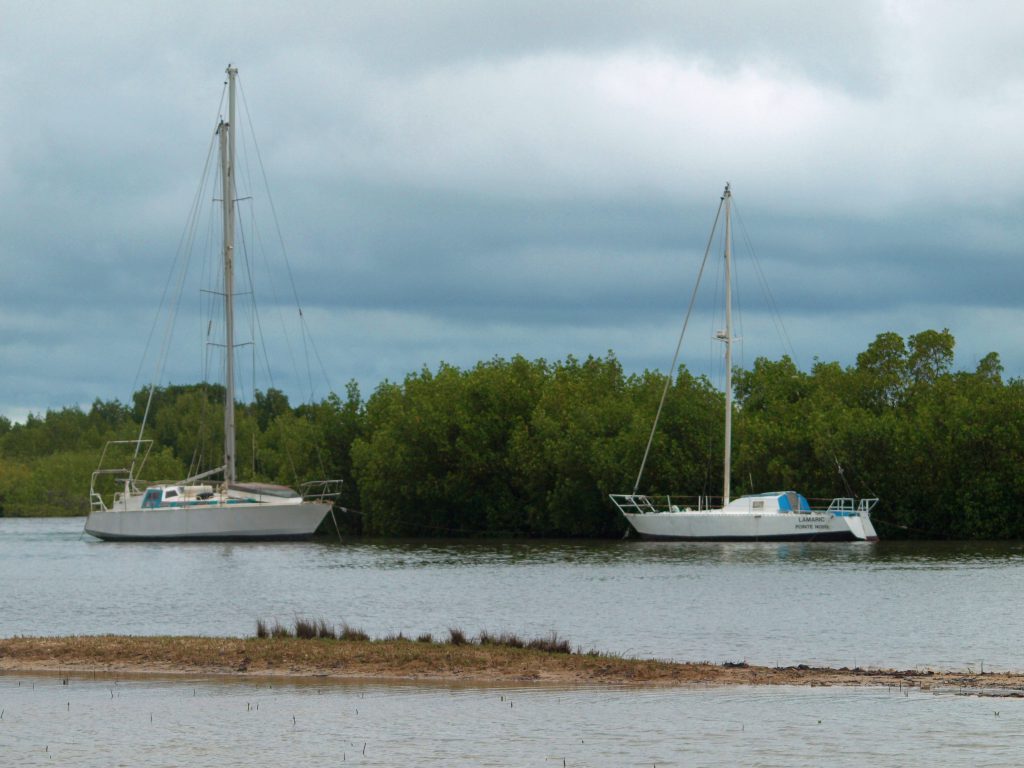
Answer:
2, 1, 1022, 420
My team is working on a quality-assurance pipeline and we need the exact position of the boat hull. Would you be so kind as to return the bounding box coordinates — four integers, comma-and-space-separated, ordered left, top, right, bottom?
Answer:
84, 501, 332, 542
622, 510, 878, 542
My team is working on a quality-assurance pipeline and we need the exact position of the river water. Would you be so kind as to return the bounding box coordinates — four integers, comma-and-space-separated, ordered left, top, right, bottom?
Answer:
2, 674, 1021, 767
3, 516, 1023, 764
2, 517, 1020, 670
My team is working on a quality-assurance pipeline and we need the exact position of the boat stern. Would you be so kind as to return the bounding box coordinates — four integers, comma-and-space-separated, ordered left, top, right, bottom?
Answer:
843, 512, 879, 542
832, 497, 879, 541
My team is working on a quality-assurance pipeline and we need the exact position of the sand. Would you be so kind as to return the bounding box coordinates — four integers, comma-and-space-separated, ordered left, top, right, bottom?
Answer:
0, 635, 1018, 695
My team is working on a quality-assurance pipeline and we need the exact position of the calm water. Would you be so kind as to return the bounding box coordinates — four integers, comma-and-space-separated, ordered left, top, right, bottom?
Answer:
2, 674, 1023, 767
4, 517, 1024, 763
2, 517, 1022, 670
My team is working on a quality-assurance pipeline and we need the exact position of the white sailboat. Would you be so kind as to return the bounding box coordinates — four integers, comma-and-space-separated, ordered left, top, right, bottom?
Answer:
610, 184, 878, 542
85, 66, 337, 541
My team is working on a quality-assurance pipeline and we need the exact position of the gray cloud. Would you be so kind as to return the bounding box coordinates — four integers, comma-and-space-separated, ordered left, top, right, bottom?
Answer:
2, 1, 1024, 418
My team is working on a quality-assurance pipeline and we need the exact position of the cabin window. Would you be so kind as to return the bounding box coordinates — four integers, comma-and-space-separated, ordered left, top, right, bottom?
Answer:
752, 500, 764, 510
142, 489, 162, 509
164, 489, 179, 499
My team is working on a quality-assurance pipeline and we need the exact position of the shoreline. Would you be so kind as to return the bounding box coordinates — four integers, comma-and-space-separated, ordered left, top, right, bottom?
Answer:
0, 636, 1019, 694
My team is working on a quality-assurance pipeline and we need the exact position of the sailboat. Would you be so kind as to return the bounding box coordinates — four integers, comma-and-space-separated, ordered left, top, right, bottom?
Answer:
610, 184, 878, 542
84, 66, 337, 541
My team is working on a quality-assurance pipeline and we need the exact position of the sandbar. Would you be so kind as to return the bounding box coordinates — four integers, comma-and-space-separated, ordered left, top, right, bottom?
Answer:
0, 636, 1017, 695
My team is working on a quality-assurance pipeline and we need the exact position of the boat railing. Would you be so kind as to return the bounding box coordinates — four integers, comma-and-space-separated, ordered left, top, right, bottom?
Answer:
89, 468, 143, 513
300, 479, 344, 502
610, 494, 724, 515
89, 439, 155, 512
825, 497, 879, 515
614, 494, 879, 517
95, 439, 153, 476
825, 497, 854, 513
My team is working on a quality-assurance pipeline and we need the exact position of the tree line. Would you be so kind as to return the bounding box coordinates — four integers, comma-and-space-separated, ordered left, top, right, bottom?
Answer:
1, 328, 1021, 539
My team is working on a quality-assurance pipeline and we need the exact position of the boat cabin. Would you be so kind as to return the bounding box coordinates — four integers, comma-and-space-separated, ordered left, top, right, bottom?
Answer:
140, 485, 215, 509
724, 491, 812, 513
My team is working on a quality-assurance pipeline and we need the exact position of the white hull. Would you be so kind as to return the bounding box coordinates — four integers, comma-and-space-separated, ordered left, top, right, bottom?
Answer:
623, 508, 878, 542
612, 492, 879, 542
84, 501, 331, 541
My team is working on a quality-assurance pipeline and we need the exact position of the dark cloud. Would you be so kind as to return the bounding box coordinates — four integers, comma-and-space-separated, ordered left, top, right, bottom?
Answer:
1, 1, 1023, 418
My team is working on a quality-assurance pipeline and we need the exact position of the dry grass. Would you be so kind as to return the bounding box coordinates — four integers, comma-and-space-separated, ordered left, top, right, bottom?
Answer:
447, 627, 468, 646
294, 617, 319, 640
0, 634, 719, 683
3, 635, 1019, 692
339, 623, 369, 642
316, 619, 336, 640
478, 630, 524, 648
525, 631, 571, 654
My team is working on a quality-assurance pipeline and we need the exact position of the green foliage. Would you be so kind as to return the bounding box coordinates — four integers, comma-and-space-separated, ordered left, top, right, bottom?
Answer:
353, 353, 720, 537
508, 354, 631, 536
0, 450, 110, 516
0, 381, 359, 519
352, 356, 548, 535
734, 333, 1024, 539
4, 329, 1024, 539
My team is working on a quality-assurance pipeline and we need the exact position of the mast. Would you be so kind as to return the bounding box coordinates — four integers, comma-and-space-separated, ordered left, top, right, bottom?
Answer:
219, 65, 238, 486
722, 183, 733, 505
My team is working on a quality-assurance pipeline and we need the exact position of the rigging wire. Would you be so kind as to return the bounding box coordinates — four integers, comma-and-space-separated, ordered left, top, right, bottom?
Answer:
179, 180, 222, 480
731, 199, 797, 364
123, 74, 339, 488
195, 157, 228, 479
632, 195, 725, 494
235, 79, 319, 483
237, 76, 331, 482
238, 77, 334, 400
132, 85, 227, 399
232, 96, 276, 391
705, 220, 726, 497
250, 220, 300, 390
731, 201, 871, 501
731, 221, 745, 372
129, 75, 336, 488
132, 94, 225, 461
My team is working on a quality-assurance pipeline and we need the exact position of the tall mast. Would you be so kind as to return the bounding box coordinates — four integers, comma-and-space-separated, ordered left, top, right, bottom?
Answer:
722, 183, 733, 505
220, 65, 238, 486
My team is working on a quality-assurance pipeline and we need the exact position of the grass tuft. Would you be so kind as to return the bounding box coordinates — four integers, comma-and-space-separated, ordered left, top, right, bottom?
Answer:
316, 618, 336, 640
448, 627, 468, 646
339, 623, 369, 642
294, 617, 318, 640
525, 631, 571, 654
478, 630, 524, 649
254, 618, 572, 655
